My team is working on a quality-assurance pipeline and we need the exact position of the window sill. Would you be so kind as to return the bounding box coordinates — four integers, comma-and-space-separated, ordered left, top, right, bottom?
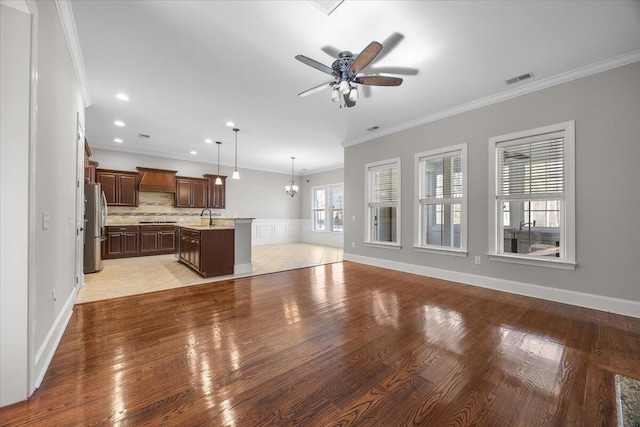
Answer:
364, 242, 402, 251
488, 253, 576, 270
413, 246, 468, 257
311, 230, 343, 233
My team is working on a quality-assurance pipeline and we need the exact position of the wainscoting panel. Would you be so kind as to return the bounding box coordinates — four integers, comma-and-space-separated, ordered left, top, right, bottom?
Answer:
252, 219, 308, 245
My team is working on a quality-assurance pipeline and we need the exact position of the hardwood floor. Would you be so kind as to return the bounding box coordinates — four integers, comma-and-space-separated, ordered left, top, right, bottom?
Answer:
2, 262, 638, 426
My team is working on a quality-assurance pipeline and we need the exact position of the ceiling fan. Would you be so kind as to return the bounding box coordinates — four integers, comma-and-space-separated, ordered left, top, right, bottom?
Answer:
296, 41, 403, 108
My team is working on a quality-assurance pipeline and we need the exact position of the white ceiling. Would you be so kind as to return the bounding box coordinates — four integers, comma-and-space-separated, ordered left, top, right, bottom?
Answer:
70, 0, 640, 175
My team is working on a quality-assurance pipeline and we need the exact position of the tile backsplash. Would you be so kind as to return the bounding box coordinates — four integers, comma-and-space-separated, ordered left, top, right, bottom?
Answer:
107, 192, 223, 225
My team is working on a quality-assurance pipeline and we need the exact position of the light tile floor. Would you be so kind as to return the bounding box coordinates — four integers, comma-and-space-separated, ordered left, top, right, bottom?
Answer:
77, 243, 344, 304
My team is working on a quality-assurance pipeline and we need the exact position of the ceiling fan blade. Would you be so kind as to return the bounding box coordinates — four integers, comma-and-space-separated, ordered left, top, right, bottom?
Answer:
295, 55, 335, 76
356, 76, 403, 86
298, 81, 334, 97
343, 93, 355, 108
349, 41, 383, 74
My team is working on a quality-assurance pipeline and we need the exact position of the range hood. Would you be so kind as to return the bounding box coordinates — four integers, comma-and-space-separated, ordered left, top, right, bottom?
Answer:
136, 167, 177, 193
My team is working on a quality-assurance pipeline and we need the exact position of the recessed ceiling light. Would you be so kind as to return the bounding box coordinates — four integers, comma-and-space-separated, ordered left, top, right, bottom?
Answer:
190, 150, 197, 155
114, 138, 123, 143
114, 120, 125, 127
205, 139, 213, 144
225, 121, 235, 127
115, 93, 129, 101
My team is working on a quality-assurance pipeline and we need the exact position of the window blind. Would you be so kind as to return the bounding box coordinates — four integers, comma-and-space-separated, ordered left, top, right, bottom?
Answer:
419, 153, 462, 199
497, 137, 565, 197
368, 163, 398, 204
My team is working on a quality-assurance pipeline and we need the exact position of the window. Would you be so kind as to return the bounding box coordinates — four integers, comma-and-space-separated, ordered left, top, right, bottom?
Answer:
329, 184, 343, 232
489, 121, 575, 269
311, 183, 343, 232
414, 144, 467, 254
365, 158, 400, 248
311, 186, 326, 231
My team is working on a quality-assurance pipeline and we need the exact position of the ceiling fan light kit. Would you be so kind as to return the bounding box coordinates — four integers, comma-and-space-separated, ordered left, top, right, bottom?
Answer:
296, 40, 403, 108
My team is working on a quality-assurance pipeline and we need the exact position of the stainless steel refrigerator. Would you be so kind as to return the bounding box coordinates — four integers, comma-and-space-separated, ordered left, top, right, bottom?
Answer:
84, 183, 107, 273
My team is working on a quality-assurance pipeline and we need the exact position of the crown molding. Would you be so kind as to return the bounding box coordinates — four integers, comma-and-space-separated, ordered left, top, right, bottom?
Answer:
55, 0, 92, 107
342, 50, 640, 148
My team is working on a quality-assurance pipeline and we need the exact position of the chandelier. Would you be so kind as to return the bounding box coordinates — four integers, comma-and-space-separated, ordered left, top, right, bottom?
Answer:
285, 157, 299, 197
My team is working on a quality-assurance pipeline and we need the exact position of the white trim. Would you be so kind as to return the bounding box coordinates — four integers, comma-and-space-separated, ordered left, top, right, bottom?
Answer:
34, 289, 76, 388
54, 0, 92, 107
364, 242, 401, 250
488, 121, 576, 267
488, 254, 575, 270
364, 157, 401, 246
413, 246, 468, 257
342, 51, 640, 149
343, 253, 640, 319
414, 143, 467, 253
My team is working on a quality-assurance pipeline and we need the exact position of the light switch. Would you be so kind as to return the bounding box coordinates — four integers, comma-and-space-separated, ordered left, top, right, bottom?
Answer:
352, 216, 356, 221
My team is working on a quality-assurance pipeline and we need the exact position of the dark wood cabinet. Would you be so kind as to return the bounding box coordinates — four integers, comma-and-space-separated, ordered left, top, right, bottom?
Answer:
104, 225, 175, 259
104, 226, 139, 258
179, 227, 234, 277
97, 169, 139, 207
140, 225, 176, 254
175, 177, 207, 208
204, 175, 226, 209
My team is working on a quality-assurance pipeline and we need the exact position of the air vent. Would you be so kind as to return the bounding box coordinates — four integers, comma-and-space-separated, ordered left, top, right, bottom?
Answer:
367, 126, 380, 131
505, 72, 534, 85
138, 133, 150, 139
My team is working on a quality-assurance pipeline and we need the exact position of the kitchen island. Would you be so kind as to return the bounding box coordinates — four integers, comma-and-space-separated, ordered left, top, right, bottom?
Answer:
178, 218, 253, 278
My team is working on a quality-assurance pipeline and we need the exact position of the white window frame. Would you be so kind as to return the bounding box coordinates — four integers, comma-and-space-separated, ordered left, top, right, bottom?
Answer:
488, 121, 576, 270
311, 185, 326, 232
311, 183, 344, 233
364, 158, 401, 250
414, 143, 468, 256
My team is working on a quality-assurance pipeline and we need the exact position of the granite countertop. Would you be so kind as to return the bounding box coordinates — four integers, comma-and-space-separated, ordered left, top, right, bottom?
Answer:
178, 224, 235, 231
617, 374, 640, 427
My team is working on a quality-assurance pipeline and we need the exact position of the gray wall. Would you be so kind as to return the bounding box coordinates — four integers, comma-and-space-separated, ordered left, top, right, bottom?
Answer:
345, 62, 640, 303
1, 2, 31, 406
91, 148, 302, 219
33, 0, 86, 373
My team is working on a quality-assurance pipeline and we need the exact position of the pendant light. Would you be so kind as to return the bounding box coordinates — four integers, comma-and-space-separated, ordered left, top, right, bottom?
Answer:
232, 128, 240, 180
285, 157, 299, 197
215, 141, 222, 185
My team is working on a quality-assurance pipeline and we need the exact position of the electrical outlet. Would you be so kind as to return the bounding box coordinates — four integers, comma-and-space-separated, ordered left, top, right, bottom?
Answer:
352, 242, 356, 248
42, 212, 50, 230
475, 256, 481, 265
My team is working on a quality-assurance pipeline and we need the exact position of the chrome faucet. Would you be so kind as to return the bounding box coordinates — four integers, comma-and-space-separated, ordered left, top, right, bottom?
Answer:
200, 208, 213, 226
519, 219, 536, 230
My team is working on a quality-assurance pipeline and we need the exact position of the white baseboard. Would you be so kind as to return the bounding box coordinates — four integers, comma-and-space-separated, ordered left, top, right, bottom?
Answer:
234, 262, 253, 275
344, 253, 640, 319
34, 288, 76, 388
